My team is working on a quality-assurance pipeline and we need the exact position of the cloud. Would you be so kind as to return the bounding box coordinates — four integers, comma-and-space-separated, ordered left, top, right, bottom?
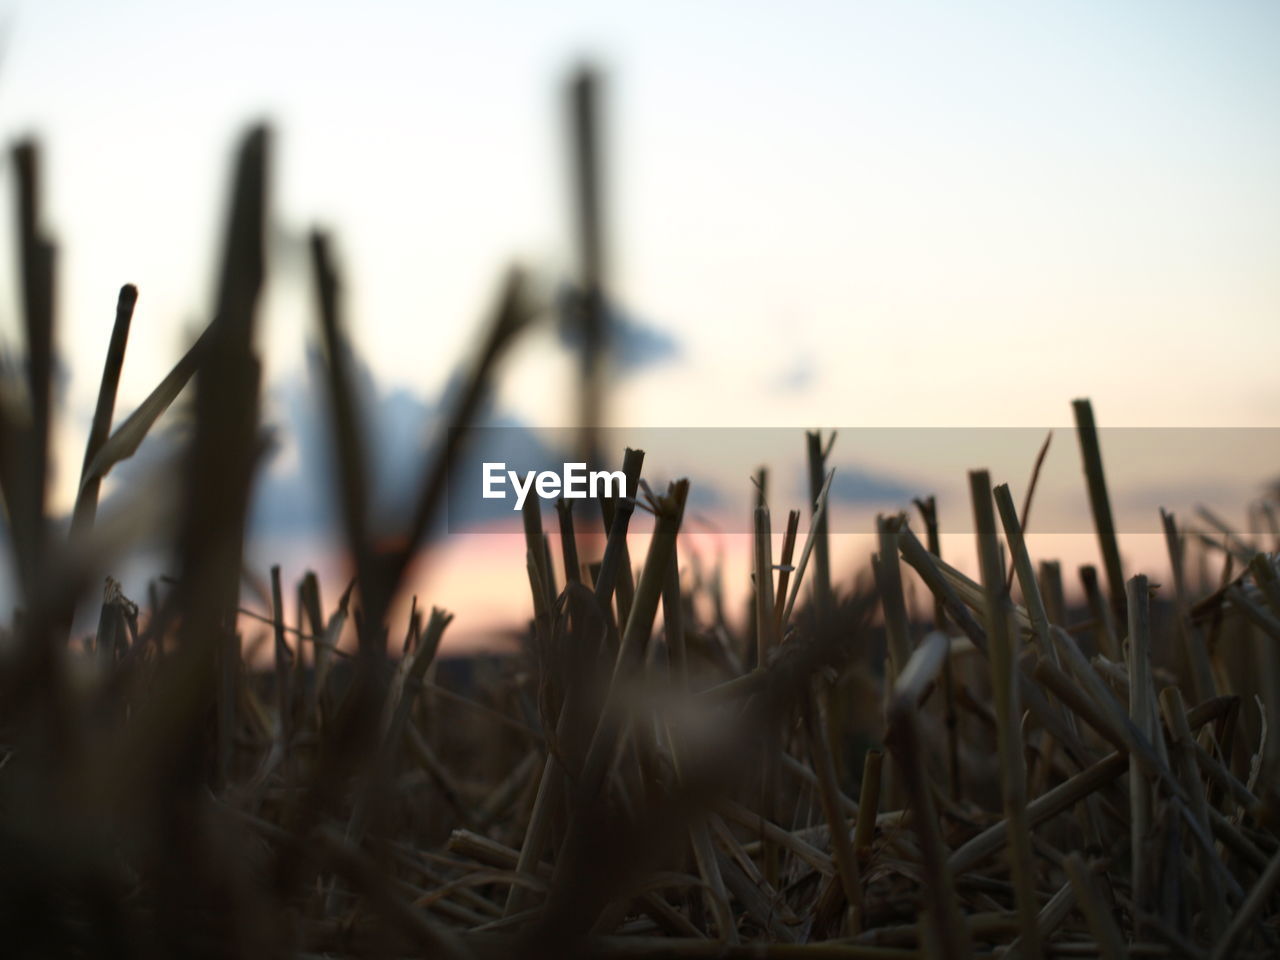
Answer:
1115, 478, 1260, 513
1110, 478, 1267, 534
99, 331, 700, 549
771, 354, 816, 394
248, 348, 569, 540
555, 285, 680, 375
826, 465, 916, 505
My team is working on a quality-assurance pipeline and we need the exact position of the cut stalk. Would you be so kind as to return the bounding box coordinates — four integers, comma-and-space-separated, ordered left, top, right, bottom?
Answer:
1127, 574, 1155, 921
970, 470, 1041, 960
773, 509, 801, 635
915, 495, 961, 801
505, 450, 645, 917
71, 284, 137, 539
886, 631, 973, 960
806, 685, 864, 934
806, 430, 835, 623
1162, 510, 1215, 704
876, 514, 911, 678
1073, 399, 1126, 625
853, 749, 883, 866
1079, 564, 1120, 660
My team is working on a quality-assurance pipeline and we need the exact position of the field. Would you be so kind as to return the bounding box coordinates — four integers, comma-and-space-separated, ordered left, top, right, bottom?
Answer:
0, 73, 1278, 960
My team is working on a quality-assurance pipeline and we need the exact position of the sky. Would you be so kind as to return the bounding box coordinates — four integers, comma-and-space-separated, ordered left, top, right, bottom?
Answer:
0, 0, 1276, 641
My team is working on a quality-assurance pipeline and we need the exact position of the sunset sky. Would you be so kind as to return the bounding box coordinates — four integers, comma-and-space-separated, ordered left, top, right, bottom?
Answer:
0, 1, 1275, 639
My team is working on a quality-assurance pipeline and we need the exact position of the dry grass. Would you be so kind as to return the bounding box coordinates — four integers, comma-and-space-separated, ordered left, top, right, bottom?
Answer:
0, 69, 1277, 960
